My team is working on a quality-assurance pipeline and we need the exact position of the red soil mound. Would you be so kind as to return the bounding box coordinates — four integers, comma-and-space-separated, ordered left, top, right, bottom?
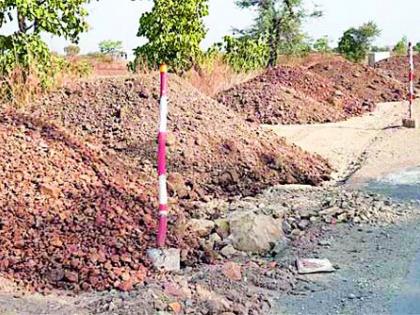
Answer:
216, 66, 366, 125
0, 110, 175, 292
0, 75, 332, 291
375, 55, 419, 92
308, 58, 406, 105
33, 75, 332, 200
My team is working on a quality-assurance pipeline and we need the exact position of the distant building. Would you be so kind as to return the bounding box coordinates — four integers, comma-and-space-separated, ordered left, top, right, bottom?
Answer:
110, 51, 128, 60
368, 52, 391, 66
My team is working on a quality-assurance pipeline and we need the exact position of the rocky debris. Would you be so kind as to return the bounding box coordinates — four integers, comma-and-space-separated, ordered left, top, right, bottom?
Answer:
0, 110, 174, 292
225, 185, 410, 243
32, 75, 332, 201
222, 262, 242, 281
216, 66, 367, 125
308, 58, 406, 106
228, 212, 285, 253
147, 249, 181, 272
375, 54, 420, 92
296, 258, 335, 274
186, 219, 215, 237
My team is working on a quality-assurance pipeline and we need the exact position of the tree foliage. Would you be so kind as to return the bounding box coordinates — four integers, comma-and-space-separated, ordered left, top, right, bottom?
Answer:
212, 35, 269, 72
0, 0, 91, 41
236, 0, 321, 67
414, 42, 420, 53
337, 21, 380, 63
392, 36, 408, 56
0, 0, 92, 89
99, 40, 123, 55
64, 44, 81, 57
131, 0, 209, 73
313, 36, 331, 53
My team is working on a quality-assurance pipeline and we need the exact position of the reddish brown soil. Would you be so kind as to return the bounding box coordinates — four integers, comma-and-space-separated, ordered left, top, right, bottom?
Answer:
33, 75, 331, 198
308, 58, 406, 105
0, 110, 172, 292
0, 74, 332, 292
375, 55, 420, 92
216, 66, 366, 125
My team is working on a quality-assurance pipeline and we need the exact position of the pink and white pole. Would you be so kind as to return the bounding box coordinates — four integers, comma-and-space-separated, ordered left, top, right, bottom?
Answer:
157, 64, 169, 247
408, 42, 414, 119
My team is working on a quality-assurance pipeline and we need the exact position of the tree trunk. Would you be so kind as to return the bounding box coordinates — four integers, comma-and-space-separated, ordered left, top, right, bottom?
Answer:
267, 16, 279, 67
17, 10, 27, 33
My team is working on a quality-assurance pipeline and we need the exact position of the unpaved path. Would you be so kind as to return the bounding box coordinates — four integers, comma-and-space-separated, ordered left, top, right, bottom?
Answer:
265, 101, 420, 183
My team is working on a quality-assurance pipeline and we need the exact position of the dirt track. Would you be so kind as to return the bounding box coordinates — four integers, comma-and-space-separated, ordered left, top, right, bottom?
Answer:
266, 100, 420, 183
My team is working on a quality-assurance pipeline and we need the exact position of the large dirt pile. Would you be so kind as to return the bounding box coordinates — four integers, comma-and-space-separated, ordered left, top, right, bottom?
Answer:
0, 75, 332, 291
375, 55, 419, 91
32, 75, 331, 200
308, 58, 406, 105
216, 66, 366, 125
0, 110, 173, 292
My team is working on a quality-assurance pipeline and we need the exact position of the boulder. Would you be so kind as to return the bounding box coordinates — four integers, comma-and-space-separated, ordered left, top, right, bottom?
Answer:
228, 212, 284, 253
187, 219, 215, 237
147, 248, 180, 272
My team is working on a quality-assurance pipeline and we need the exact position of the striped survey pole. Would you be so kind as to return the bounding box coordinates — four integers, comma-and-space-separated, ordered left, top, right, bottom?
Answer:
403, 42, 417, 128
408, 42, 414, 119
157, 64, 169, 247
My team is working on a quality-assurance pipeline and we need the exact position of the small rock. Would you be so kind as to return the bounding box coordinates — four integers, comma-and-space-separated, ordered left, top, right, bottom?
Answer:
318, 240, 331, 247
296, 258, 336, 274
215, 219, 230, 239
168, 302, 182, 314
64, 271, 79, 283
222, 262, 242, 281
147, 248, 181, 272
298, 219, 310, 230
220, 245, 238, 258
187, 219, 215, 237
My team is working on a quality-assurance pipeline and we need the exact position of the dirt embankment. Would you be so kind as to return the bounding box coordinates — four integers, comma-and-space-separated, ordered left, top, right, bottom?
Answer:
308, 58, 406, 105
217, 66, 370, 125
0, 74, 332, 292
0, 111, 165, 292
33, 75, 331, 199
375, 54, 420, 91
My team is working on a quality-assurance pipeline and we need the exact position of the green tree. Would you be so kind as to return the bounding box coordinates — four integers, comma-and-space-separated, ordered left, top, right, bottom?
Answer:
313, 36, 331, 53
393, 36, 408, 56
414, 42, 420, 53
371, 45, 390, 52
99, 40, 123, 55
0, 0, 92, 87
236, 0, 322, 67
64, 44, 81, 57
217, 35, 269, 72
131, 0, 209, 73
337, 21, 381, 63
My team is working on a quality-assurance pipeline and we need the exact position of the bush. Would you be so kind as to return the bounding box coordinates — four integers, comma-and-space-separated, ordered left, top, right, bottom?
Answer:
338, 22, 380, 63
218, 35, 269, 73
393, 36, 408, 56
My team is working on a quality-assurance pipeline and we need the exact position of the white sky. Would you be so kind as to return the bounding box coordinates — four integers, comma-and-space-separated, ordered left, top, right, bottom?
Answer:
2, 0, 420, 58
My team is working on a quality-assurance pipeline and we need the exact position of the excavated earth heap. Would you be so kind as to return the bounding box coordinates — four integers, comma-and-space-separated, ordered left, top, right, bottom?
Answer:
216, 66, 367, 125
0, 74, 332, 292
375, 54, 420, 92
308, 58, 406, 106
32, 75, 332, 199
0, 110, 166, 292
